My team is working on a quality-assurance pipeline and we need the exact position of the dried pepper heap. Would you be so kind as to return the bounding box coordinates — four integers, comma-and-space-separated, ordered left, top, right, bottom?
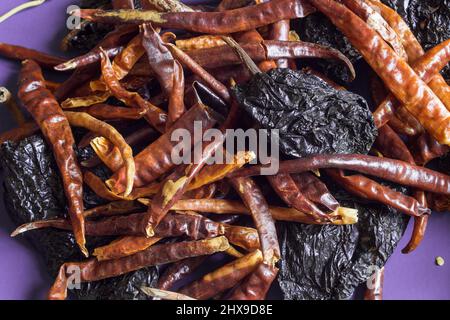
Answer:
0, 0, 449, 301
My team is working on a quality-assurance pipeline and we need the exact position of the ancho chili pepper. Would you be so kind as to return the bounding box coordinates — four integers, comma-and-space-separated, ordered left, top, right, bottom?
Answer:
48, 236, 230, 300
18, 60, 87, 256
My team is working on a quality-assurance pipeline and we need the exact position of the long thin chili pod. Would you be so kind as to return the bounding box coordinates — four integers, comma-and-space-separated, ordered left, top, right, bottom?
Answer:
99, 49, 167, 132
291, 172, 340, 212
229, 155, 450, 196
229, 177, 280, 266
308, 0, 450, 145
176, 35, 225, 51
107, 102, 218, 194
227, 262, 278, 300
64, 111, 135, 196
55, 46, 124, 71
83, 201, 142, 219
0, 42, 65, 68
48, 236, 230, 300
18, 60, 87, 257
138, 198, 358, 225
267, 173, 330, 222
326, 169, 429, 217
157, 256, 206, 291
179, 250, 263, 300
74, 0, 315, 34
83, 103, 146, 120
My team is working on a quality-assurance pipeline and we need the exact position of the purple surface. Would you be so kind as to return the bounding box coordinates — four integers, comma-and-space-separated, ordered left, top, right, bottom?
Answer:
0, 0, 449, 300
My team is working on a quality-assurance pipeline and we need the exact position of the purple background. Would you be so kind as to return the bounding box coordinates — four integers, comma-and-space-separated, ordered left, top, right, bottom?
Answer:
0, 0, 449, 300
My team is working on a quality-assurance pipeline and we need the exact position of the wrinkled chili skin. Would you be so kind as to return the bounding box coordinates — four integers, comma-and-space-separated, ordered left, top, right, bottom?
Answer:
157, 256, 207, 291
78, 0, 315, 34
230, 154, 450, 195
18, 60, 87, 256
229, 177, 280, 264
227, 263, 278, 300
48, 237, 229, 300
0, 43, 65, 68
107, 103, 218, 193
267, 174, 328, 222
413, 133, 450, 166
308, 0, 450, 146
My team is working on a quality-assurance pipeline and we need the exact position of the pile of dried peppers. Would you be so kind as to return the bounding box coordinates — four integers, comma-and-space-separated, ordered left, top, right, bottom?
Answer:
0, 0, 449, 300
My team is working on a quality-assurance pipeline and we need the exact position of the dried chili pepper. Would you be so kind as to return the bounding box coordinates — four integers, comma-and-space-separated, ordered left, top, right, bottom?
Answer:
55, 46, 123, 71
64, 111, 135, 196
157, 256, 207, 291
83, 200, 142, 218
227, 262, 278, 300
99, 49, 167, 132
82, 103, 146, 120
176, 35, 225, 51
18, 60, 87, 256
0, 42, 65, 68
229, 177, 280, 266
267, 174, 330, 222
229, 154, 450, 195
413, 133, 450, 166
179, 250, 263, 300
291, 172, 340, 212
308, 0, 450, 145
48, 236, 230, 300
106, 102, 218, 194
93, 236, 161, 261
364, 266, 384, 300
223, 225, 260, 252
75, 0, 315, 34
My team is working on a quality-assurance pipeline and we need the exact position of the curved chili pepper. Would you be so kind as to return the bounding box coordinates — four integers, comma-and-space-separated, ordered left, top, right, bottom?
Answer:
179, 250, 263, 300
55, 47, 124, 71
82, 103, 146, 120
107, 102, 218, 194
92, 236, 161, 261
228, 154, 450, 195
412, 133, 449, 166
267, 173, 330, 222
364, 266, 384, 300
74, 0, 315, 34
326, 169, 429, 217
223, 225, 260, 251
226, 262, 278, 300
309, 0, 450, 145
0, 42, 65, 68
18, 60, 87, 257
291, 172, 340, 212
48, 236, 230, 300
229, 177, 280, 266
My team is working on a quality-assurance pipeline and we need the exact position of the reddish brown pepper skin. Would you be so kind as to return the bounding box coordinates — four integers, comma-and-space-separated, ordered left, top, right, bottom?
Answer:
227, 263, 278, 300
291, 172, 340, 211
0, 42, 65, 68
48, 237, 229, 300
157, 256, 207, 290
229, 177, 280, 264
78, 0, 315, 34
229, 154, 450, 195
112, 0, 135, 9
108, 103, 218, 193
267, 174, 328, 221
18, 60, 87, 256
82, 104, 145, 120
326, 169, 429, 217
413, 133, 449, 166
309, 0, 450, 145
270, 20, 290, 68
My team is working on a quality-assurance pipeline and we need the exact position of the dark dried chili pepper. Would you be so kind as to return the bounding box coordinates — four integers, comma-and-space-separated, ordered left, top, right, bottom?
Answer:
18, 60, 87, 256
308, 0, 450, 145
223, 225, 260, 252
83, 200, 142, 218
74, 0, 315, 34
227, 262, 278, 300
267, 173, 330, 222
229, 153, 450, 195
0, 42, 65, 68
48, 236, 230, 300
229, 177, 280, 266
291, 172, 340, 212
179, 250, 263, 300
157, 256, 207, 291
55, 46, 123, 71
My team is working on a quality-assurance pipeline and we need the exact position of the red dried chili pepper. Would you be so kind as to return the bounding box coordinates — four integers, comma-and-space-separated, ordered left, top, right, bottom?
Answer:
18, 60, 87, 256
229, 154, 450, 195
74, 0, 315, 34
179, 250, 263, 299
309, 0, 450, 145
48, 236, 230, 300
157, 256, 207, 291
82, 103, 146, 120
412, 133, 449, 166
0, 42, 65, 68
